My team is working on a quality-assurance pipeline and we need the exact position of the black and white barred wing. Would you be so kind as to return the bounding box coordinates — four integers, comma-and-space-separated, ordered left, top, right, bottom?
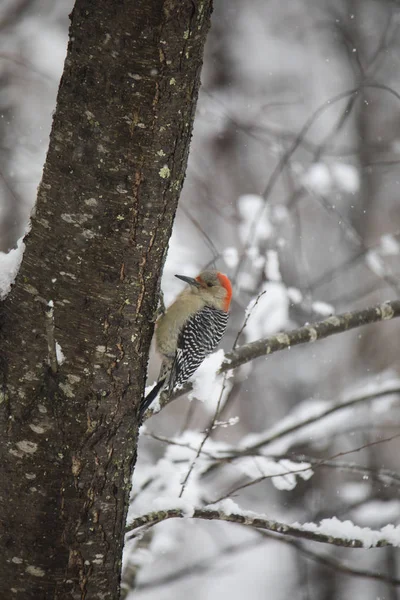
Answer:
169, 306, 229, 391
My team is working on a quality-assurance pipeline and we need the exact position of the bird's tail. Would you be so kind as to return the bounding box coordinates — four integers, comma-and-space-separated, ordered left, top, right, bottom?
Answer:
138, 379, 165, 422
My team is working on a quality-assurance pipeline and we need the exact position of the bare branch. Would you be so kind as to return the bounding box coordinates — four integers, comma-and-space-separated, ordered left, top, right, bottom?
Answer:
210, 433, 400, 502
218, 390, 400, 457
258, 531, 400, 588
179, 372, 230, 497
284, 455, 400, 489
232, 290, 266, 350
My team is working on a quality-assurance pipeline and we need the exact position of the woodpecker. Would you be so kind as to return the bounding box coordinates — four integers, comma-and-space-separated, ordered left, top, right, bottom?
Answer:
139, 270, 232, 420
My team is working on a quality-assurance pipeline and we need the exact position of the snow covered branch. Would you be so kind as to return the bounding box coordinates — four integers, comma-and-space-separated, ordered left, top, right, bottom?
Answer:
127, 505, 400, 549
223, 299, 400, 372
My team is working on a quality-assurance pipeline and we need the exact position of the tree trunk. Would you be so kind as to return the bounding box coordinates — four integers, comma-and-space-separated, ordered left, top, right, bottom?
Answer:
0, 0, 212, 598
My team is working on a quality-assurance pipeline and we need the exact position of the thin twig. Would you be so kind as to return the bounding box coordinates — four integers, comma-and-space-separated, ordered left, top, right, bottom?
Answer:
179, 372, 229, 497
258, 530, 400, 588
224, 389, 400, 457
232, 291, 266, 350
210, 433, 400, 503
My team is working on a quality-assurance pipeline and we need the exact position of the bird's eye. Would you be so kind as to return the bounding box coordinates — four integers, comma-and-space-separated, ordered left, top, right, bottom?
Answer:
207, 282, 213, 287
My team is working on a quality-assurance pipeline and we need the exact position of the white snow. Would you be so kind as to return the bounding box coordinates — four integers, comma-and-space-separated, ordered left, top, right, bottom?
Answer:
302, 162, 359, 195
302, 163, 332, 195
340, 482, 370, 504
365, 250, 386, 277
237, 270, 259, 292
189, 349, 232, 412
243, 282, 289, 343
379, 234, 400, 256
297, 517, 400, 548
312, 300, 334, 316
213, 416, 240, 429
287, 287, 303, 304
223, 246, 239, 269
213, 497, 243, 516
237, 194, 272, 244
55, 342, 65, 365
127, 546, 153, 567
151, 496, 195, 517
20, 18, 68, 81
130, 455, 201, 516
272, 205, 289, 223
246, 246, 265, 270
331, 163, 360, 194
0, 237, 25, 298
142, 382, 161, 416
350, 500, 400, 527
158, 230, 200, 305
235, 456, 313, 490
265, 249, 281, 282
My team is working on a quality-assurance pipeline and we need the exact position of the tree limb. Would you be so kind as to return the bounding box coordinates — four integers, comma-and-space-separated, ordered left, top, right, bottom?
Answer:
224, 300, 400, 372
126, 506, 398, 549
145, 300, 400, 418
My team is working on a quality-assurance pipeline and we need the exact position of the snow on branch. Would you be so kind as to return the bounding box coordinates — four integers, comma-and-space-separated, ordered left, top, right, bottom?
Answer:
126, 504, 400, 549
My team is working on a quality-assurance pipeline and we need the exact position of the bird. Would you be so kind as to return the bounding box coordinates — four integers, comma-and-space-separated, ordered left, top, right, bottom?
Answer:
139, 270, 232, 421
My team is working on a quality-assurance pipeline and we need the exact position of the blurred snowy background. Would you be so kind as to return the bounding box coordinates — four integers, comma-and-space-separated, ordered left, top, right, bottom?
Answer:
2, 1, 400, 599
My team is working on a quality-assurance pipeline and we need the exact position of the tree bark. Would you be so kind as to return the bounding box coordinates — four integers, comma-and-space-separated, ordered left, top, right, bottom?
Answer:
0, 0, 212, 598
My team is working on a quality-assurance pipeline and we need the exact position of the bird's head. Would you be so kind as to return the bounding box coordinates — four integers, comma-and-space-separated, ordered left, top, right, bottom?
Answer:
175, 270, 232, 312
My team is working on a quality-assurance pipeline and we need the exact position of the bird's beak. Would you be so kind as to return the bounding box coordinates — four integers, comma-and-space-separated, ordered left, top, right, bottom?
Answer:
175, 274, 202, 288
